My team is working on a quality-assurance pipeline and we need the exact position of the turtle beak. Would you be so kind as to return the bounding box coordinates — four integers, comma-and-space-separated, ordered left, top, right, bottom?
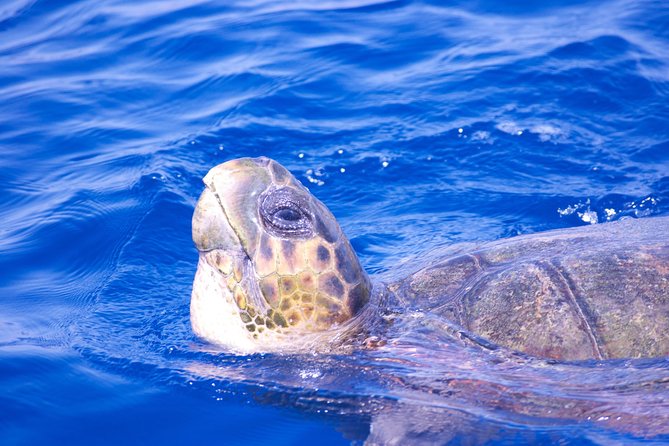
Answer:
192, 158, 272, 257
192, 185, 240, 253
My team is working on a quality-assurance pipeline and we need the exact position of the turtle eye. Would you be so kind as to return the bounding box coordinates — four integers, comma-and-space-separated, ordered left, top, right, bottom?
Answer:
260, 188, 313, 238
268, 205, 307, 230
274, 207, 301, 222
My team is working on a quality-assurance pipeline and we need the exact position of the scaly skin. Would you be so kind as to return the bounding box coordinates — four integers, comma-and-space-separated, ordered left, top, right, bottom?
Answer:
190, 157, 370, 353
391, 216, 669, 360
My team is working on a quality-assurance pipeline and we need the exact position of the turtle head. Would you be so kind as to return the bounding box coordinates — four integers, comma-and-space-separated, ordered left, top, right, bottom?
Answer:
191, 157, 371, 353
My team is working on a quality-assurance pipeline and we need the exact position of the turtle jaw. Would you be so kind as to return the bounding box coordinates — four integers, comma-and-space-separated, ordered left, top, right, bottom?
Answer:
191, 253, 258, 353
190, 175, 261, 352
190, 158, 286, 352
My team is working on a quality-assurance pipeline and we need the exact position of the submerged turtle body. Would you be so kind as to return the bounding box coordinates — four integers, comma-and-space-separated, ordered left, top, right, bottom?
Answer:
191, 157, 669, 360
393, 217, 669, 360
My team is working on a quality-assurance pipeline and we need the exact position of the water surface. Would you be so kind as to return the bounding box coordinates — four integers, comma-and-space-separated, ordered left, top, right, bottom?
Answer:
2, 0, 669, 444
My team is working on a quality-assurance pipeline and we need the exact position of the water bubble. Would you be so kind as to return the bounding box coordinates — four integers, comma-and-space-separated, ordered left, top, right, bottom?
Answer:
305, 168, 325, 186
579, 210, 598, 224
558, 199, 599, 224
298, 153, 304, 158
299, 370, 322, 379
382, 161, 389, 168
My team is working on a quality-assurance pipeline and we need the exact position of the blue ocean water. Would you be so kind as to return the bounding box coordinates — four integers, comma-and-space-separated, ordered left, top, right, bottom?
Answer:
2, 0, 669, 444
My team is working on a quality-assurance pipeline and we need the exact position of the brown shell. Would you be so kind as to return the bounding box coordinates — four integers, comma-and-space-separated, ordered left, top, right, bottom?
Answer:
392, 216, 669, 360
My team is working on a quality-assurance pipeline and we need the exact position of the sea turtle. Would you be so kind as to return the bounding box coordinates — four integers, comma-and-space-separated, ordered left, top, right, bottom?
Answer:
190, 157, 669, 361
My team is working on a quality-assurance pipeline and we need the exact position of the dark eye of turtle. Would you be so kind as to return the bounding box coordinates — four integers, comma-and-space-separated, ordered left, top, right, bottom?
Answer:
274, 207, 301, 222
260, 188, 313, 238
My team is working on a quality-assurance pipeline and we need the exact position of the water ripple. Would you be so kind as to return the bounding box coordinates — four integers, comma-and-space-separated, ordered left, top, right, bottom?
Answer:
2, 0, 669, 443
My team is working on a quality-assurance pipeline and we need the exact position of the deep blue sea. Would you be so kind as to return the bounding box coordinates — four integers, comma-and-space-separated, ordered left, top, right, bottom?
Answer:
2, 0, 669, 444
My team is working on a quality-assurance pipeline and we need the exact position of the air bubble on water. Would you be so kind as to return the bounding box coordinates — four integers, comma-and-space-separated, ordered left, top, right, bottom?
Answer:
305, 168, 325, 186
218, 144, 224, 151
557, 197, 661, 224
557, 202, 581, 217
299, 370, 322, 379
558, 199, 599, 224
298, 152, 304, 158
625, 195, 659, 217
382, 161, 389, 168
340, 167, 346, 173
458, 128, 463, 134
337, 149, 344, 154
579, 210, 598, 224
